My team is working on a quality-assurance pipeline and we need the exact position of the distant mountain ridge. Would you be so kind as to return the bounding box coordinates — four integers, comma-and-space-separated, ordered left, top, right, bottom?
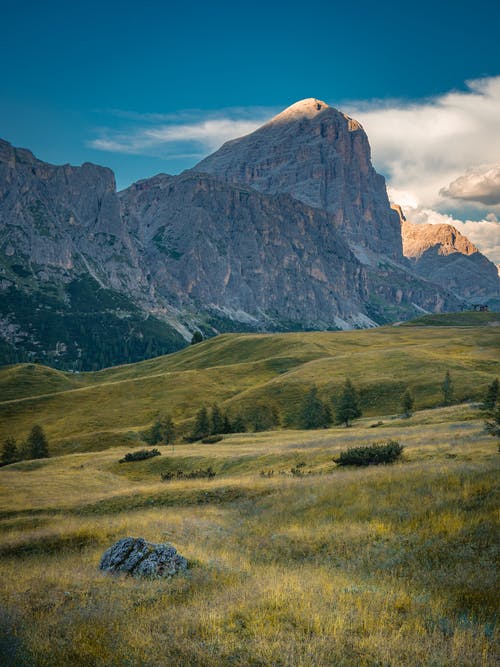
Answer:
400, 218, 499, 301
2, 97, 495, 369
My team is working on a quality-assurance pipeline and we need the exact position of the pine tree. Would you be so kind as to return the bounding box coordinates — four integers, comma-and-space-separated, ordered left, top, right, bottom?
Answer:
210, 403, 224, 435
442, 371, 454, 405
148, 418, 163, 445
335, 379, 362, 427
483, 377, 499, 412
222, 414, 232, 434
191, 331, 203, 345
162, 415, 175, 445
27, 425, 49, 459
299, 386, 331, 429
1, 436, 18, 466
401, 388, 414, 417
190, 407, 210, 441
232, 414, 246, 433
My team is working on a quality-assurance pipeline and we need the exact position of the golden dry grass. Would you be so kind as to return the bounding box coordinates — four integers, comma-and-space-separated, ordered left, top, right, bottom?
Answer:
0, 408, 498, 666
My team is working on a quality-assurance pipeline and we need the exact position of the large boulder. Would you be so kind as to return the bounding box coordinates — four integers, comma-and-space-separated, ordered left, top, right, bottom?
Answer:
99, 537, 188, 578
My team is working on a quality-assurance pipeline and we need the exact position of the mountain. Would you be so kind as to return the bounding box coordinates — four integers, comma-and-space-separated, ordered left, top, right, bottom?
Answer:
400, 218, 500, 301
0, 98, 468, 369
119, 172, 372, 331
0, 139, 186, 369
194, 98, 403, 261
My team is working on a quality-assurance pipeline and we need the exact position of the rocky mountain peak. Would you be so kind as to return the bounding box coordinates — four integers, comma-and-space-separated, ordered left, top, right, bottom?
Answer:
401, 219, 499, 299
193, 98, 402, 260
402, 220, 479, 259
267, 97, 330, 123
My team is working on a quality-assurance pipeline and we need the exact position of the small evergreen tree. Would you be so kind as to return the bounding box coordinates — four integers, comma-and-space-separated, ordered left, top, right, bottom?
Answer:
189, 407, 210, 441
222, 414, 232, 434
147, 415, 175, 445
27, 425, 49, 459
232, 414, 246, 433
191, 331, 203, 345
210, 403, 224, 435
162, 415, 175, 445
442, 371, 454, 405
1, 436, 18, 466
483, 377, 499, 412
335, 379, 361, 427
401, 387, 414, 417
299, 386, 331, 429
148, 417, 163, 445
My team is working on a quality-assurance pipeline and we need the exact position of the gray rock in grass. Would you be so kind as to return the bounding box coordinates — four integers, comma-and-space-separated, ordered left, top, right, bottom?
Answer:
99, 537, 187, 578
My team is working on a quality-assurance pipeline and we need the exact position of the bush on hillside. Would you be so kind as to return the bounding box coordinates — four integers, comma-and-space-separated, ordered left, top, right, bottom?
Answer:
160, 467, 216, 481
201, 435, 223, 444
119, 448, 161, 463
334, 440, 404, 466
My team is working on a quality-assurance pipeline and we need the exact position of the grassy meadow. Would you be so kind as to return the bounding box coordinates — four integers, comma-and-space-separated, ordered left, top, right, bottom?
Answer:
0, 312, 499, 453
0, 313, 499, 665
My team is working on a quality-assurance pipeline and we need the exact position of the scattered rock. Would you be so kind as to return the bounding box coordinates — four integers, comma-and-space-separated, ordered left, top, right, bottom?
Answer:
99, 537, 188, 578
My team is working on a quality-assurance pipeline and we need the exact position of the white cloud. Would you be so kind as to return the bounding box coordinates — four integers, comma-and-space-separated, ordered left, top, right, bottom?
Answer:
440, 165, 500, 205
343, 76, 500, 263
344, 76, 500, 212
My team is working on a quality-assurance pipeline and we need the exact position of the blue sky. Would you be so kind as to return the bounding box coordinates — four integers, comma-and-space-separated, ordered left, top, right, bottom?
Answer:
1, 0, 500, 260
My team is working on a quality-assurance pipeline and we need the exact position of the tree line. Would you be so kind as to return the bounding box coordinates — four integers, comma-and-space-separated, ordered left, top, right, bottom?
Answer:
132, 371, 467, 448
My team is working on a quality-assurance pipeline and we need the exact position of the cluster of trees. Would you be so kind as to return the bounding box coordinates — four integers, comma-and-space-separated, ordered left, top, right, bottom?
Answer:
1, 425, 49, 467
297, 380, 361, 429
145, 415, 176, 446
187, 404, 248, 442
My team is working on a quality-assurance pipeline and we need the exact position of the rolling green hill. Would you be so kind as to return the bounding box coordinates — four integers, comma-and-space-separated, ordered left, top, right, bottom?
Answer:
0, 313, 498, 454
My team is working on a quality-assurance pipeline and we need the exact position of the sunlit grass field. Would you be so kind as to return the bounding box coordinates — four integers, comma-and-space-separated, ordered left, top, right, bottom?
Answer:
0, 315, 498, 665
0, 408, 498, 666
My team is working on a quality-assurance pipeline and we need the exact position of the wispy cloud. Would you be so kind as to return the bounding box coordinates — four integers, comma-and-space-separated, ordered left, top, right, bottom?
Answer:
88, 107, 276, 158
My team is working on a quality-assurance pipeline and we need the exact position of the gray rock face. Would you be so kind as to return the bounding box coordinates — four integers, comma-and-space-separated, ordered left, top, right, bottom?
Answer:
0, 138, 146, 297
120, 172, 373, 329
194, 98, 403, 261
402, 220, 500, 300
99, 537, 188, 578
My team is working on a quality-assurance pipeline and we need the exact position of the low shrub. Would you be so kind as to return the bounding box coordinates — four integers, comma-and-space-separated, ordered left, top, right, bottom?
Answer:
119, 448, 161, 463
161, 467, 216, 481
334, 440, 404, 466
201, 435, 223, 444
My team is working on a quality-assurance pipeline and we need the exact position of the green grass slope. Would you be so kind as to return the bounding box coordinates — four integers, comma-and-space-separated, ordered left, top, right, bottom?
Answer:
400, 311, 500, 327
0, 319, 498, 453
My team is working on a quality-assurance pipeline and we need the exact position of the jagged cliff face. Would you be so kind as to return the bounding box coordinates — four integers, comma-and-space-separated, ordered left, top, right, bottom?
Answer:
194, 98, 403, 261
402, 220, 500, 299
120, 172, 372, 329
0, 138, 147, 296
